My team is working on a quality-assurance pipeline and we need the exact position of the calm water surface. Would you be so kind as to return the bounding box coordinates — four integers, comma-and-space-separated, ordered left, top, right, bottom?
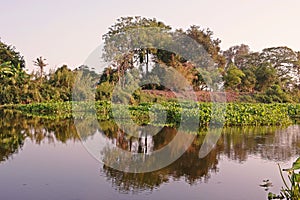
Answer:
0, 110, 299, 200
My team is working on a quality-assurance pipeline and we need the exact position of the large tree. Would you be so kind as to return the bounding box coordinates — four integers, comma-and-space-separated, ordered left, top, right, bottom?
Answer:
101, 16, 225, 92
186, 26, 226, 70
102, 16, 172, 78
0, 61, 30, 104
259, 46, 298, 90
224, 63, 245, 91
223, 44, 250, 68
254, 63, 278, 92
260, 46, 297, 77
0, 40, 25, 69
48, 65, 76, 101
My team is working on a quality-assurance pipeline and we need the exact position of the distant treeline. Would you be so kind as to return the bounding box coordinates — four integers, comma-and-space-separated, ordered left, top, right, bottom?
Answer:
1, 16, 300, 104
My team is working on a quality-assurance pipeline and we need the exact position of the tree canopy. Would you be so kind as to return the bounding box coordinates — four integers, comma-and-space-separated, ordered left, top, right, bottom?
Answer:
0, 40, 25, 69
1, 16, 300, 104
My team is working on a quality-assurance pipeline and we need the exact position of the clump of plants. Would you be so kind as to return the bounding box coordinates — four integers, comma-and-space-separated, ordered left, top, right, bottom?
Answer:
268, 157, 300, 200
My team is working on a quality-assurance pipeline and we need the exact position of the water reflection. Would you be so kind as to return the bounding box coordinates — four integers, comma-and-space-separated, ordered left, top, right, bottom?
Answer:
221, 126, 300, 162
100, 126, 300, 193
102, 134, 220, 193
0, 109, 79, 162
0, 109, 299, 194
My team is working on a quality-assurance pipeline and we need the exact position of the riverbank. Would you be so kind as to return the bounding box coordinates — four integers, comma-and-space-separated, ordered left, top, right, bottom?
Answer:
4, 101, 300, 127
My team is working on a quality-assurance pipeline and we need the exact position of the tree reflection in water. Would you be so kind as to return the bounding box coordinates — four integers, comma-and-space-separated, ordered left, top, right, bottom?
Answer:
0, 109, 299, 193
0, 109, 79, 162
98, 122, 300, 193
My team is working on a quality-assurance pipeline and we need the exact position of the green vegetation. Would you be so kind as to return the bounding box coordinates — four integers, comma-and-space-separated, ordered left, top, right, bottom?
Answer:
1, 16, 300, 129
268, 157, 300, 200
11, 101, 73, 119
0, 109, 79, 162
1, 17, 300, 105
11, 101, 300, 128
96, 17, 300, 104
1, 15, 300, 200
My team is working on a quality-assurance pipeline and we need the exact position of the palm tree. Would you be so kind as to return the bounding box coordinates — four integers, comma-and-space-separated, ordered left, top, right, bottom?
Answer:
33, 56, 48, 80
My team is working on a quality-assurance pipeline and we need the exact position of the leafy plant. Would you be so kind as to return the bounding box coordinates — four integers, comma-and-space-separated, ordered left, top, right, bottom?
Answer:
268, 157, 300, 200
10, 101, 299, 127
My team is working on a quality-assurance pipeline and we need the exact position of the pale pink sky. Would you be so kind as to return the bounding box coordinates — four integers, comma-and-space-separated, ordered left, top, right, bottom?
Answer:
1, 0, 300, 71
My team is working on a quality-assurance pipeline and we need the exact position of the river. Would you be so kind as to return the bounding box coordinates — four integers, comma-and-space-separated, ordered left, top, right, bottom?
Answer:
0, 110, 299, 200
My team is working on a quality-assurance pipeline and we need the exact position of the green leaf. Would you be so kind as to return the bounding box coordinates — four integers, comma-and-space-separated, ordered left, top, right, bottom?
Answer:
283, 158, 300, 171
293, 158, 300, 170
293, 173, 300, 183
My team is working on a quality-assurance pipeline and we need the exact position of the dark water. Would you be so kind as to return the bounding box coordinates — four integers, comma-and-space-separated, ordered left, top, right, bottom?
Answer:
0, 110, 299, 200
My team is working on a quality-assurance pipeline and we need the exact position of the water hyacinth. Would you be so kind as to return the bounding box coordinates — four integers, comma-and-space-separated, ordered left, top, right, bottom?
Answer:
9, 101, 299, 128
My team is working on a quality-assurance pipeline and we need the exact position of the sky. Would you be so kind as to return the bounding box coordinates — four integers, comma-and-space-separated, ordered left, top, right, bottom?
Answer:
1, 0, 300, 71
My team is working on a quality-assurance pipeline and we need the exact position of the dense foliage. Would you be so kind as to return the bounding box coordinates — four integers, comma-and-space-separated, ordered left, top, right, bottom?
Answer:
1, 16, 300, 105
0, 40, 25, 69
96, 17, 300, 103
12, 101, 300, 127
